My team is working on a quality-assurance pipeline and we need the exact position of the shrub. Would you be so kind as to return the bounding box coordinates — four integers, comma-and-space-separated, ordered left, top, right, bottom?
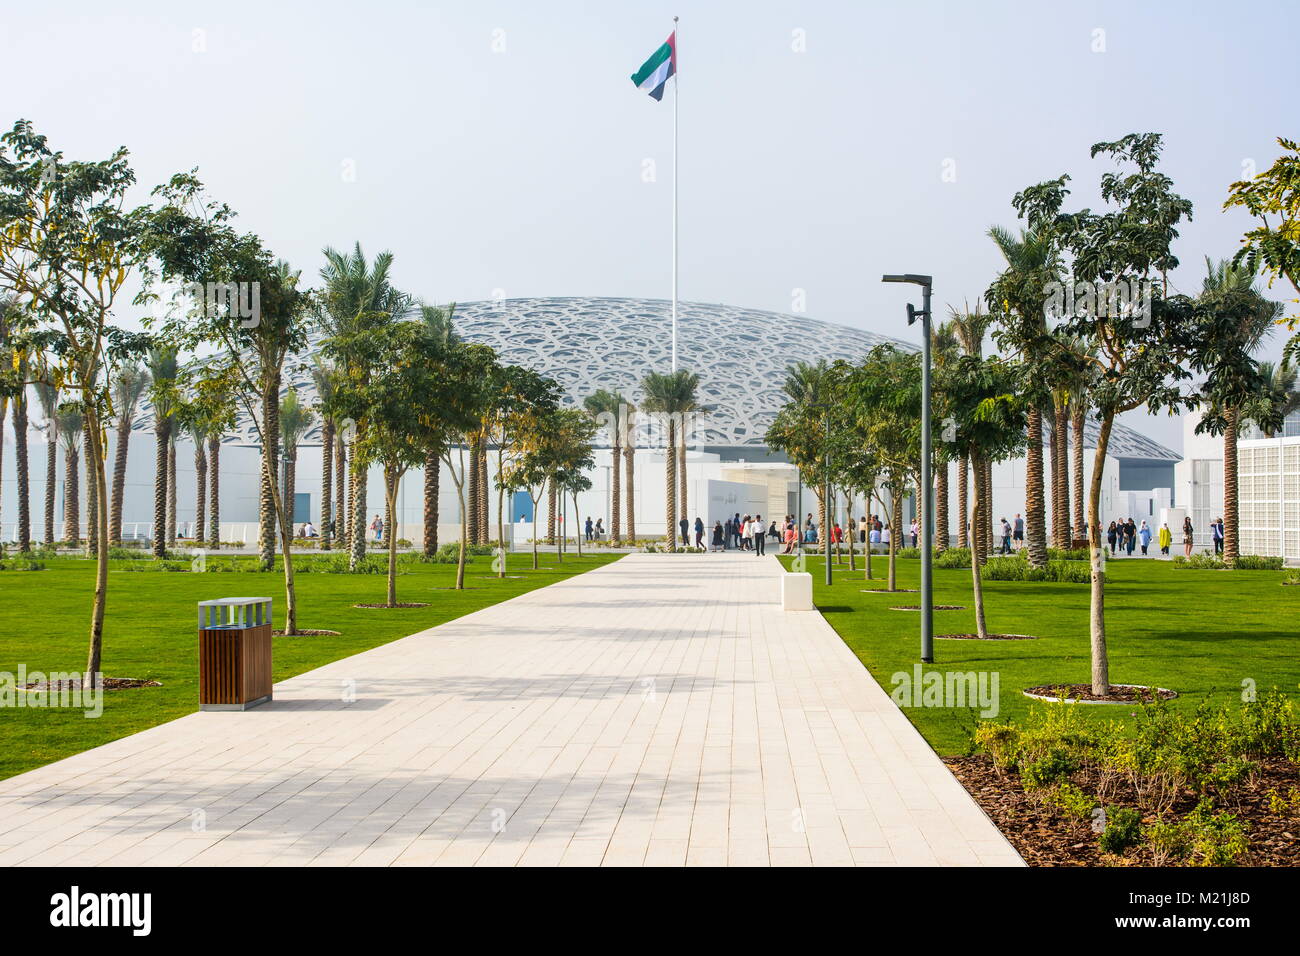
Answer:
1098, 806, 1141, 855
935, 547, 971, 569
0, 557, 46, 571
1231, 554, 1284, 570
1172, 552, 1226, 570
980, 556, 1089, 583
1046, 547, 1090, 561
1183, 799, 1249, 866
1047, 782, 1097, 821
973, 722, 1020, 772
1265, 786, 1300, 816
1284, 569, 1300, 586
1020, 749, 1078, 790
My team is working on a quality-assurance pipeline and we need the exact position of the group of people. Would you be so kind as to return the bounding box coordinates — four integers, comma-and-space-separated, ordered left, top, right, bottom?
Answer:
583, 517, 606, 541
706, 513, 773, 554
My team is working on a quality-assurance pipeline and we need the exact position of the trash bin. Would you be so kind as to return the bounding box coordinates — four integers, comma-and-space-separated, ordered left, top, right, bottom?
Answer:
198, 597, 273, 711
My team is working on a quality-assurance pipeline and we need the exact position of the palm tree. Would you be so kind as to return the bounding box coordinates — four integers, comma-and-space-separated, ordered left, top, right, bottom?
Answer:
779, 361, 832, 543
641, 369, 700, 549
11, 363, 31, 552
1248, 360, 1300, 435
109, 364, 149, 546
623, 403, 637, 543
417, 303, 457, 557
280, 389, 315, 541
948, 303, 992, 549
310, 361, 339, 550
318, 243, 412, 568
1200, 257, 1281, 564
584, 389, 629, 546
35, 383, 58, 545
931, 321, 960, 551
58, 408, 84, 544
188, 419, 208, 545
146, 348, 179, 557
986, 226, 1059, 567
208, 432, 221, 549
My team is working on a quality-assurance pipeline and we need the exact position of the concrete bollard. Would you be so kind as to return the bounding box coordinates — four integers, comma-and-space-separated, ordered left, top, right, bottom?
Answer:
782, 572, 813, 611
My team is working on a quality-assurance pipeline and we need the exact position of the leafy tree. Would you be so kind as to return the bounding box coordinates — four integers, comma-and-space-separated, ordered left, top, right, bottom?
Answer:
1012, 132, 1203, 695
1224, 137, 1300, 358
310, 360, 340, 550
487, 364, 560, 575
0, 120, 156, 681
844, 345, 924, 591
766, 360, 834, 544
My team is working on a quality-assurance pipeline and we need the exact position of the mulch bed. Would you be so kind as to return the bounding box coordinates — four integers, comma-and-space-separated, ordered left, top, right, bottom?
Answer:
273, 629, 341, 636
860, 588, 918, 593
22, 677, 161, 691
945, 754, 1300, 866
889, 605, 966, 611
352, 603, 430, 609
937, 633, 1039, 641
1024, 683, 1178, 703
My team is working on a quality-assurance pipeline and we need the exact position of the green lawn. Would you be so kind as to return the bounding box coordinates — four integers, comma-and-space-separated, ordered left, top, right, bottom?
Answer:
778, 552, 1300, 755
0, 551, 621, 780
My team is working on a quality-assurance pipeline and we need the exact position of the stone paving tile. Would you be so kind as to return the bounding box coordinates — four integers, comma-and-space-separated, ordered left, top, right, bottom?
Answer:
0, 553, 1021, 867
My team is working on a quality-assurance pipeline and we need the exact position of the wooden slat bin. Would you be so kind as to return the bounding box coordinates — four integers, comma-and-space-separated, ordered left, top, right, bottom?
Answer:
198, 597, 273, 711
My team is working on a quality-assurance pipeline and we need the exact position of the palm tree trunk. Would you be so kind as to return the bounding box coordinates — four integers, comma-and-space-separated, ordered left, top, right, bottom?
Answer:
194, 439, 207, 552
864, 485, 873, 580
14, 399, 30, 552
610, 437, 622, 546
1024, 405, 1048, 566
624, 444, 636, 543
383, 477, 393, 550
44, 420, 57, 545
65, 442, 80, 545
467, 435, 481, 544
336, 437, 347, 552
665, 419, 677, 550
109, 410, 132, 546
166, 437, 177, 549
477, 439, 489, 544
935, 457, 949, 553
984, 459, 994, 556
207, 436, 220, 549
85, 428, 98, 558
970, 452, 989, 640
152, 421, 167, 556
1224, 407, 1240, 566
284, 451, 297, 542
260, 376, 281, 571
1052, 400, 1071, 549
1088, 411, 1114, 696
1071, 405, 1086, 540
423, 445, 440, 557
320, 419, 334, 551
957, 454, 969, 549
547, 481, 557, 545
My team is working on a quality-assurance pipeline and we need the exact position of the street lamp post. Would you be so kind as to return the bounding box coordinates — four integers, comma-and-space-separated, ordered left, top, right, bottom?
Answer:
882, 273, 934, 664
824, 406, 832, 587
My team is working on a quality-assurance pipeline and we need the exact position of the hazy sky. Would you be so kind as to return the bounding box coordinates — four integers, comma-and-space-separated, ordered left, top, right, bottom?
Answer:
5, 0, 1297, 451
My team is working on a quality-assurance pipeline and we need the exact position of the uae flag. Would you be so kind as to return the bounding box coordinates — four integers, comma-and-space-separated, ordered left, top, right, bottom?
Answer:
630, 32, 676, 101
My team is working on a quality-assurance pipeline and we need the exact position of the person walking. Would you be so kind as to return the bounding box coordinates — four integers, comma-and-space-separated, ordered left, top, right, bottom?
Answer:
1158, 522, 1172, 556
1182, 516, 1194, 558
371, 514, 383, 542
584, 516, 593, 542
733, 513, 742, 549
711, 519, 724, 552
595, 519, 604, 539
909, 519, 919, 549
694, 516, 704, 548
753, 514, 766, 556
1125, 518, 1137, 557
723, 515, 733, 550
1106, 520, 1118, 555
1012, 513, 1024, 551
1212, 517, 1225, 555
1138, 520, 1152, 556
1000, 518, 1012, 554
678, 515, 690, 548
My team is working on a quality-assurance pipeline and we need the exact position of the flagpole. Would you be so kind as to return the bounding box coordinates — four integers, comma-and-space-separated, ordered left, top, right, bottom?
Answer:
671, 15, 679, 373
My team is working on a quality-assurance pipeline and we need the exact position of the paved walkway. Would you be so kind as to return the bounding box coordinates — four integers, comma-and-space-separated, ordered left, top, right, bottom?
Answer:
0, 554, 1021, 867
